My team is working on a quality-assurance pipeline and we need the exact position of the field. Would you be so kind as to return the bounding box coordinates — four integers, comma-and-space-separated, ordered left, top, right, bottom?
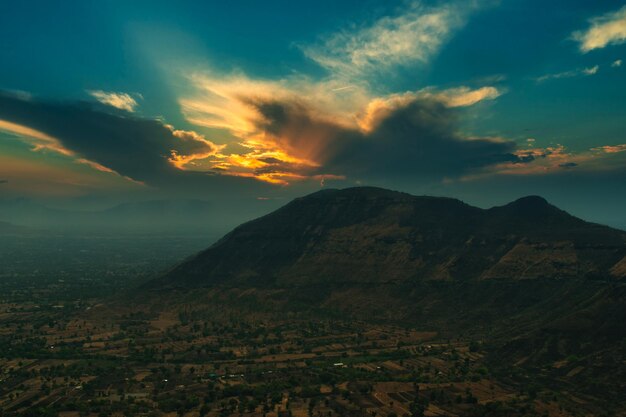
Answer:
0, 235, 623, 417
0, 298, 613, 417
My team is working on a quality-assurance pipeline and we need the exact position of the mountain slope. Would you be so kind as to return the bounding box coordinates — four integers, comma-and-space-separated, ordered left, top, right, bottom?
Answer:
149, 187, 625, 289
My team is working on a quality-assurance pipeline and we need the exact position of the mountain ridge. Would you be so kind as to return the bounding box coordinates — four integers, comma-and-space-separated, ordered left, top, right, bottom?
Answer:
147, 187, 625, 290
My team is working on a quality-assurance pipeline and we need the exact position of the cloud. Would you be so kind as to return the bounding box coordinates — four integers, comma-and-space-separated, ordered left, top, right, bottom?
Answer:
0, 179, 7, 184
573, 6, 626, 52
358, 86, 501, 132
462, 142, 626, 180
592, 144, 626, 154
170, 0, 502, 186
0, 91, 221, 186
536, 65, 600, 82
181, 73, 501, 131
0, 152, 145, 197
613, 59, 623, 67
179, 73, 370, 136
300, 1, 482, 82
0, 119, 74, 156
245, 95, 524, 182
1, 86, 620, 198
438, 86, 502, 107
179, 69, 509, 184
87, 90, 140, 112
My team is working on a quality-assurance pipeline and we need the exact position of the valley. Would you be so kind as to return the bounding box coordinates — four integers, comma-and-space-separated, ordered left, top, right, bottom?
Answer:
3, 290, 618, 417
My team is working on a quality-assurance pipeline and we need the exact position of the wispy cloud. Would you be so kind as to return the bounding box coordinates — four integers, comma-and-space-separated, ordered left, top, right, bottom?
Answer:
422, 86, 502, 108
535, 65, 599, 82
0, 119, 74, 156
573, 6, 626, 52
612, 59, 623, 67
357, 86, 501, 131
583, 65, 600, 75
300, 1, 483, 82
461, 142, 626, 180
88, 90, 140, 112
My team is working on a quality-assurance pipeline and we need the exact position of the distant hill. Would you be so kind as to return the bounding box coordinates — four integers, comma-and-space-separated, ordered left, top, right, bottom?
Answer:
0, 198, 244, 235
149, 187, 626, 289
0, 220, 36, 236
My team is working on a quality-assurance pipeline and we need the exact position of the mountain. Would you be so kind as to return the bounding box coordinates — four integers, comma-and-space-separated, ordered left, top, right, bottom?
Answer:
149, 187, 625, 290
119, 188, 626, 410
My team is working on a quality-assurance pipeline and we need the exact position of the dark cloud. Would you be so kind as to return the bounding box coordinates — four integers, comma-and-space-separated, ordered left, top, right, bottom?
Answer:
0, 91, 218, 185
0, 91, 531, 196
253, 100, 360, 165
252, 97, 527, 181
0, 91, 280, 198
559, 162, 578, 168
0, 180, 7, 184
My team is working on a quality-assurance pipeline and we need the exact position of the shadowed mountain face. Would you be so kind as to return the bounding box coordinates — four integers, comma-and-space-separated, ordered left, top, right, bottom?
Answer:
150, 187, 626, 289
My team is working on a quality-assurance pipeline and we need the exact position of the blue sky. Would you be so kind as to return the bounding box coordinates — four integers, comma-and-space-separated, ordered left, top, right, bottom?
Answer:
0, 0, 625, 226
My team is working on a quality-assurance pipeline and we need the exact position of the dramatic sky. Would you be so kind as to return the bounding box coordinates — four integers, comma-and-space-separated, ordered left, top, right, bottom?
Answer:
0, 0, 625, 226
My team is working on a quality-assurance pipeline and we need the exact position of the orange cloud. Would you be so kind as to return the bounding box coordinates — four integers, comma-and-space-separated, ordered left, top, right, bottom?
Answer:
177, 71, 504, 185
592, 144, 626, 153
167, 128, 225, 169
0, 154, 142, 197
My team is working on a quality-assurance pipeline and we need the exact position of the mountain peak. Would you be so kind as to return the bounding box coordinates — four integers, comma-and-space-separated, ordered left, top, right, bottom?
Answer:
298, 186, 411, 201
490, 195, 560, 218
508, 195, 550, 208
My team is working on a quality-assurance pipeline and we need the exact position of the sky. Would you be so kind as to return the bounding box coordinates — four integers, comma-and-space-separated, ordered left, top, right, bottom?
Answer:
0, 0, 625, 227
